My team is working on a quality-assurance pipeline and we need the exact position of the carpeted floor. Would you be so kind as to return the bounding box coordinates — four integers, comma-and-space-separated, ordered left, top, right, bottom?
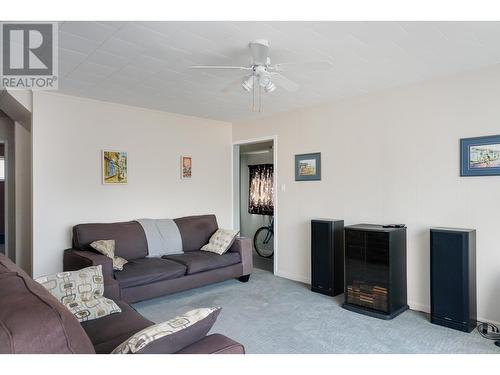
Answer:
133, 269, 499, 354
252, 252, 273, 273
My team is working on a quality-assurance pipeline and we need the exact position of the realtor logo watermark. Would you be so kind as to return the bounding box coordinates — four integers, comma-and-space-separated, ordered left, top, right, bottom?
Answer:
1, 22, 58, 90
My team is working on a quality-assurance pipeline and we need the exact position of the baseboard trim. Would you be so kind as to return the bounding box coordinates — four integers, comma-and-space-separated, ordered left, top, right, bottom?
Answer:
408, 301, 430, 314
408, 301, 500, 326
476, 316, 500, 326
274, 270, 310, 284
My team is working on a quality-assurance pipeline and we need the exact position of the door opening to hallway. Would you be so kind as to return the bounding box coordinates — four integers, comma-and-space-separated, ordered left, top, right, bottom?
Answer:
234, 139, 276, 274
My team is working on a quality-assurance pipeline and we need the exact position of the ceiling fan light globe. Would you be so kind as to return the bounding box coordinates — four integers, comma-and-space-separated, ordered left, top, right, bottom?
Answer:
264, 81, 276, 93
241, 76, 254, 91
259, 75, 271, 87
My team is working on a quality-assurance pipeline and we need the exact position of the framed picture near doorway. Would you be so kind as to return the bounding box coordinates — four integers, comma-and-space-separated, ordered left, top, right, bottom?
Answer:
181, 155, 192, 179
295, 152, 321, 181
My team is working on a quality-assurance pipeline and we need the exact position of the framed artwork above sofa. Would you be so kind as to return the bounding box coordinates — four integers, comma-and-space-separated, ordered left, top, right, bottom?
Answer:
102, 150, 128, 184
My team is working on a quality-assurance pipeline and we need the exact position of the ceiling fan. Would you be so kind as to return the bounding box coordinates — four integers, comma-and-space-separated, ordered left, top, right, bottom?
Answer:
191, 39, 333, 112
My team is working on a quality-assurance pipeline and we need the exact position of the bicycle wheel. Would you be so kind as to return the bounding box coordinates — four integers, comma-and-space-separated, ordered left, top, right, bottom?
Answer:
254, 227, 274, 258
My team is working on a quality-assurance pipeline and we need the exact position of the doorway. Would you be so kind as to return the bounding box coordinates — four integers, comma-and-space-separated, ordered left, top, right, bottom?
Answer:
0, 142, 5, 254
233, 137, 277, 274
0, 111, 15, 261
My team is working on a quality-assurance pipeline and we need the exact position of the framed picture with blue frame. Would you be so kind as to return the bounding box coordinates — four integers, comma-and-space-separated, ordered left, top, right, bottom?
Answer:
295, 152, 321, 181
460, 135, 500, 176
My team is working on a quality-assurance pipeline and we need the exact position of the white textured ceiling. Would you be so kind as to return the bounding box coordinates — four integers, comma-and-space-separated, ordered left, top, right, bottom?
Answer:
58, 21, 500, 122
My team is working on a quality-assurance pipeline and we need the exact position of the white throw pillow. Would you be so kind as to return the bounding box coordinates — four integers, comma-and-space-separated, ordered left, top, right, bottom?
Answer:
36, 265, 121, 322
200, 229, 239, 255
90, 239, 128, 271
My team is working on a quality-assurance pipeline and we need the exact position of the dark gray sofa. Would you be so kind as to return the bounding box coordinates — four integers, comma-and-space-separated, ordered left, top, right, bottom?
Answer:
0, 254, 245, 354
63, 214, 253, 303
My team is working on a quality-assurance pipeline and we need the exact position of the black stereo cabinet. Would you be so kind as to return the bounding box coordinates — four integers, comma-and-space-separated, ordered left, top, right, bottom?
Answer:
342, 224, 408, 320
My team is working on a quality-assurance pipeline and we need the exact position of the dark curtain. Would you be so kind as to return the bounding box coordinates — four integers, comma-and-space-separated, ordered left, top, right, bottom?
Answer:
248, 164, 274, 216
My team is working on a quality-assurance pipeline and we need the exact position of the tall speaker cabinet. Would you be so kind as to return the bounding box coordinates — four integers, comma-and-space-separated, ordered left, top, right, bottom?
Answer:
430, 227, 476, 332
311, 219, 344, 296
342, 224, 408, 320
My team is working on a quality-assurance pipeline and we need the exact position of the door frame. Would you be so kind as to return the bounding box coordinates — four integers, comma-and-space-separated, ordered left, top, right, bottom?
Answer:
232, 135, 278, 275
0, 141, 7, 257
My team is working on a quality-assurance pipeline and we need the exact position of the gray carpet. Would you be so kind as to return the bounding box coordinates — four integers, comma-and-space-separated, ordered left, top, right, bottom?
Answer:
252, 252, 273, 273
133, 269, 499, 354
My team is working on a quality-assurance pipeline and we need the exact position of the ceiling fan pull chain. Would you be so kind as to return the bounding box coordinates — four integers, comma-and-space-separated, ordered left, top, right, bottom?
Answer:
252, 79, 255, 112
259, 86, 263, 112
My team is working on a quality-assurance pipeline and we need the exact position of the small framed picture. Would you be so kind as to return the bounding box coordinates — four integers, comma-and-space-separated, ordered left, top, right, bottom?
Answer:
461, 135, 500, 176
181, 155, 192, 179
102, 150, 128, 184
295, 152, 321, 181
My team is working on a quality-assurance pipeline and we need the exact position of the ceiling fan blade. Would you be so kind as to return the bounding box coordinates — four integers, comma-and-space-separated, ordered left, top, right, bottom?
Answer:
249, 40, 270, 65
271, 60, 333, 72
191, 65, 252, 71
270, 73, 300, 92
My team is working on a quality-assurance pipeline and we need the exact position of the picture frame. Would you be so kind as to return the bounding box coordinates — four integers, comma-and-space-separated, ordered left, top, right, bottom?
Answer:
295, 152, 321, 181
181, 155, 192, 179
460, 135, 500, 177
102, 150, 128, 184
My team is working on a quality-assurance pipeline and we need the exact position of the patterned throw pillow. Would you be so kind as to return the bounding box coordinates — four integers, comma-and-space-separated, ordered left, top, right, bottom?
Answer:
35, 265, 105, 304
90, 239, 128, 271
36, 265, 121, 322
66, 297, 122, 322
111, 307, 221, 354
200, 229, 239, 255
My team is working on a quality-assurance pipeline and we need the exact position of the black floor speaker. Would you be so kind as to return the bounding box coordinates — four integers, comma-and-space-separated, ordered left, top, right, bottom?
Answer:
311, 219, 344, 296
430, 227, 477, 332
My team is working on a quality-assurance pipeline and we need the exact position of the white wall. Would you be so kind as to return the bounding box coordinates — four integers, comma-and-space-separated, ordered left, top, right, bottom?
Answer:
32, 92, 232, 277
233, 65, 500, 323
240, 152, 273, 240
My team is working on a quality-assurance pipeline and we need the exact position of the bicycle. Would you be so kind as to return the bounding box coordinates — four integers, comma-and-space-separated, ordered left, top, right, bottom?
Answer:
253, 217, 274, 258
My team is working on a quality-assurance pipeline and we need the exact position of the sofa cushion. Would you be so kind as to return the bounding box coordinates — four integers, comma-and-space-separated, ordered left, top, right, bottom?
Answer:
111, 307, 221, 354
81, 301, 153, 354
0, 255, 95, 354
72, 221, 148, 260
114, 258, 187, 289
163, 250, 241, 275
174, 215, 218, 252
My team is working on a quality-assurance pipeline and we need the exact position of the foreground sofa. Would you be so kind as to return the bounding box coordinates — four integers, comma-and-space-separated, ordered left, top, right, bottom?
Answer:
0, 254, 245, 354
64, 215, 253, 303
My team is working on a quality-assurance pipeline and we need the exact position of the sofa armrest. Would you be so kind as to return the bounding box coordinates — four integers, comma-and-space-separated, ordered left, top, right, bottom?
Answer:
63, 249, 120, 300
228, 237, 253, 276
63, 248, 113, 277
175, 334, 245, 354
